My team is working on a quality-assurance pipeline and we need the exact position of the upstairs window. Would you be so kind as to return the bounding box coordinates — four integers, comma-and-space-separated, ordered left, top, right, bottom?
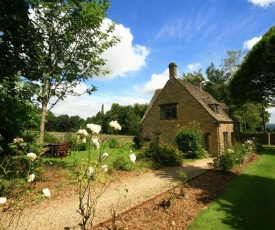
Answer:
159, 103, 177, 120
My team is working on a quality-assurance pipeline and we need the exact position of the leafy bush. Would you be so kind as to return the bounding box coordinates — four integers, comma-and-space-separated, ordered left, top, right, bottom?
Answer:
133, 136, 141, 149
210, 144, 254, 172
0, 137, 46, 199
176, 122, 205, 159
22, 131, 38, 143
44, 132, 60, 143
66, 135, 87, 151
138, 141, 182, 167
112, 154, 133, 171
108, 136, 118, 149
75, 143, 87, 151
211, 150, 236, 172
246, 137, 263, 152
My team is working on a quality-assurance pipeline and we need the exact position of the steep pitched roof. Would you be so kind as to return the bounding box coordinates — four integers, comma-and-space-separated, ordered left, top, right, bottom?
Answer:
140, 78, 234, 124
140, 89, 162, 124
176, 78, 234, 122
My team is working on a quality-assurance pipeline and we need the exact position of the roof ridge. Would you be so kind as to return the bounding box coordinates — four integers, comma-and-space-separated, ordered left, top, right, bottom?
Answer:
176, 78, 233, 122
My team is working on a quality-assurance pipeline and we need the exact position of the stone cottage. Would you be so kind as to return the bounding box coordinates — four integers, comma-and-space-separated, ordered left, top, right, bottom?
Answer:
140, 62, 238, 156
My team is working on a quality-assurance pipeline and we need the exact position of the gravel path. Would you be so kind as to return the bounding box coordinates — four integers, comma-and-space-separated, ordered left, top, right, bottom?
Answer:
2, 158, 213, 230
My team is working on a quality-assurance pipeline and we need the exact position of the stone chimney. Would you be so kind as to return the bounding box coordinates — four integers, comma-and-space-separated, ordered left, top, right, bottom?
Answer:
196, 77, 202, 91
169, 62, 177, 79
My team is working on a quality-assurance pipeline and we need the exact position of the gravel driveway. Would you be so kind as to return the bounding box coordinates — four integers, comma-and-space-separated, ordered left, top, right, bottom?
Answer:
2, 158, 213, 230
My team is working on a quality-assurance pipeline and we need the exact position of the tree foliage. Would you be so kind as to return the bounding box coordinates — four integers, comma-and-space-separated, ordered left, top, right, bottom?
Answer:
230, 27, 275, 132
45, 111, 86, 132
87, 103, 148, 135
43, 103, 148, 135
203, 62, 230, 104
181, 70, 204, 86
0, 0, 38, 79
180, 49, 269, 133
230, 27, 275, 106
1, 0, 120, 143
0, 0, 40, 148
0, 76, 40, 151
231, 103, 270, 133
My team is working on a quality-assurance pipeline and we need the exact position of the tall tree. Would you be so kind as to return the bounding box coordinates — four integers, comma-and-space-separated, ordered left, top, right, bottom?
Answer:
70, 115, 86, 132
231, 103, 269, 133
181, 70, 204, 86
203, 51, 267, 133
2, 0, 120, 143
0, 0, 38, 79
221, 50, 244, 80
230, 27, 275, 132
204, 62, 229, 104
0, 75, 40, 152
86, 103, 148, 135
0, 0, 40, 147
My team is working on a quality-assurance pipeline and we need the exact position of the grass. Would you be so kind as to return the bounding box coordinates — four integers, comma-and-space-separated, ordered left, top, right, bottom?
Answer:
44, 147, 130, 168
188, 146, 275, 230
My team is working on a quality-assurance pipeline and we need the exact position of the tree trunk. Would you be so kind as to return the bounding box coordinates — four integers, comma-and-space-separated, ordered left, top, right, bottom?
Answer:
39, 78, 50, 143
261, 103, 267, 133
242, 111, 247, 133
39, 102, 47, 143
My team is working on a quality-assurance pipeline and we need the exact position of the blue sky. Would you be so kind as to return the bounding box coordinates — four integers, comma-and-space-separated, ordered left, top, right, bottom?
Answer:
50, 0, 275, 122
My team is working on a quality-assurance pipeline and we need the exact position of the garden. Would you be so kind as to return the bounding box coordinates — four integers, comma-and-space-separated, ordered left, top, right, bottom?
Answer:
1, 1, 275, 229
0, 120, 265, 230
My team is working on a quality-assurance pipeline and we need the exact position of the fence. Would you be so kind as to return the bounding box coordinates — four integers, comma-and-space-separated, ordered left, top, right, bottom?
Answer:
51, 132, 135, 143
240, 133, 275, 145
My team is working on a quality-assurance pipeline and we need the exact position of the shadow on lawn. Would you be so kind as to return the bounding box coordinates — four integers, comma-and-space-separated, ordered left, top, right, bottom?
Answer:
152, 150, 275, 229
186, 149, 275, 230
44, 157, 76, 168
213, 173, 275, 230
214, 149, 275, 229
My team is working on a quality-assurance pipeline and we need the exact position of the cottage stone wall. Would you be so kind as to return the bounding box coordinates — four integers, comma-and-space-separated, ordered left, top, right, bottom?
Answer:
217, 123, 235, 152
141, 77, 234, 156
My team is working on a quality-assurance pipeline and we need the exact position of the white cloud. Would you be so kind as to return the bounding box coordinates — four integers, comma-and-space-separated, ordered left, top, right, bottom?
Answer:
267, 107, 275, 123
243, 36, 262, 50
29, 9, 149, 80
187, 63, 202, 72
248, 0, 275, 7
134, 69, 169, 95
50, 90, 149, 119
100, 19, 150, 79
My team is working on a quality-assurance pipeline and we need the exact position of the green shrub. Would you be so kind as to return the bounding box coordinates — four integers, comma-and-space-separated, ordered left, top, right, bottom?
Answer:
65, 135, 87, 151
0, 137, 46, 198
44, 132, 59, 143
112, 154, 132, 171
176, 122, 205, 159
75, 143, 87, 151
211, 151, 236, 172
138, 141, 182, 167
210, 144, 254, 172
108, 136, 118, 149
22, 131, 38, 143
133, 136, 141, 149
245, 138, 263, 152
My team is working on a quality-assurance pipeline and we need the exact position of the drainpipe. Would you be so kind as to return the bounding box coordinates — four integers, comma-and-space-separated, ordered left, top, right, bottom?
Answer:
217, 122, 220, 155
214, 120, 220, 155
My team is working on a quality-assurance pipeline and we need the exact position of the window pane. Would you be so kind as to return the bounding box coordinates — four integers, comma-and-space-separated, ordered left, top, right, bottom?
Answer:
160, 104, 177, 119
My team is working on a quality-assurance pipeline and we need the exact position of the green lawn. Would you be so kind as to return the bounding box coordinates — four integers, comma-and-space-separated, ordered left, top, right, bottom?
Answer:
44, 147, 128, 168
188, 146, 275, 230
